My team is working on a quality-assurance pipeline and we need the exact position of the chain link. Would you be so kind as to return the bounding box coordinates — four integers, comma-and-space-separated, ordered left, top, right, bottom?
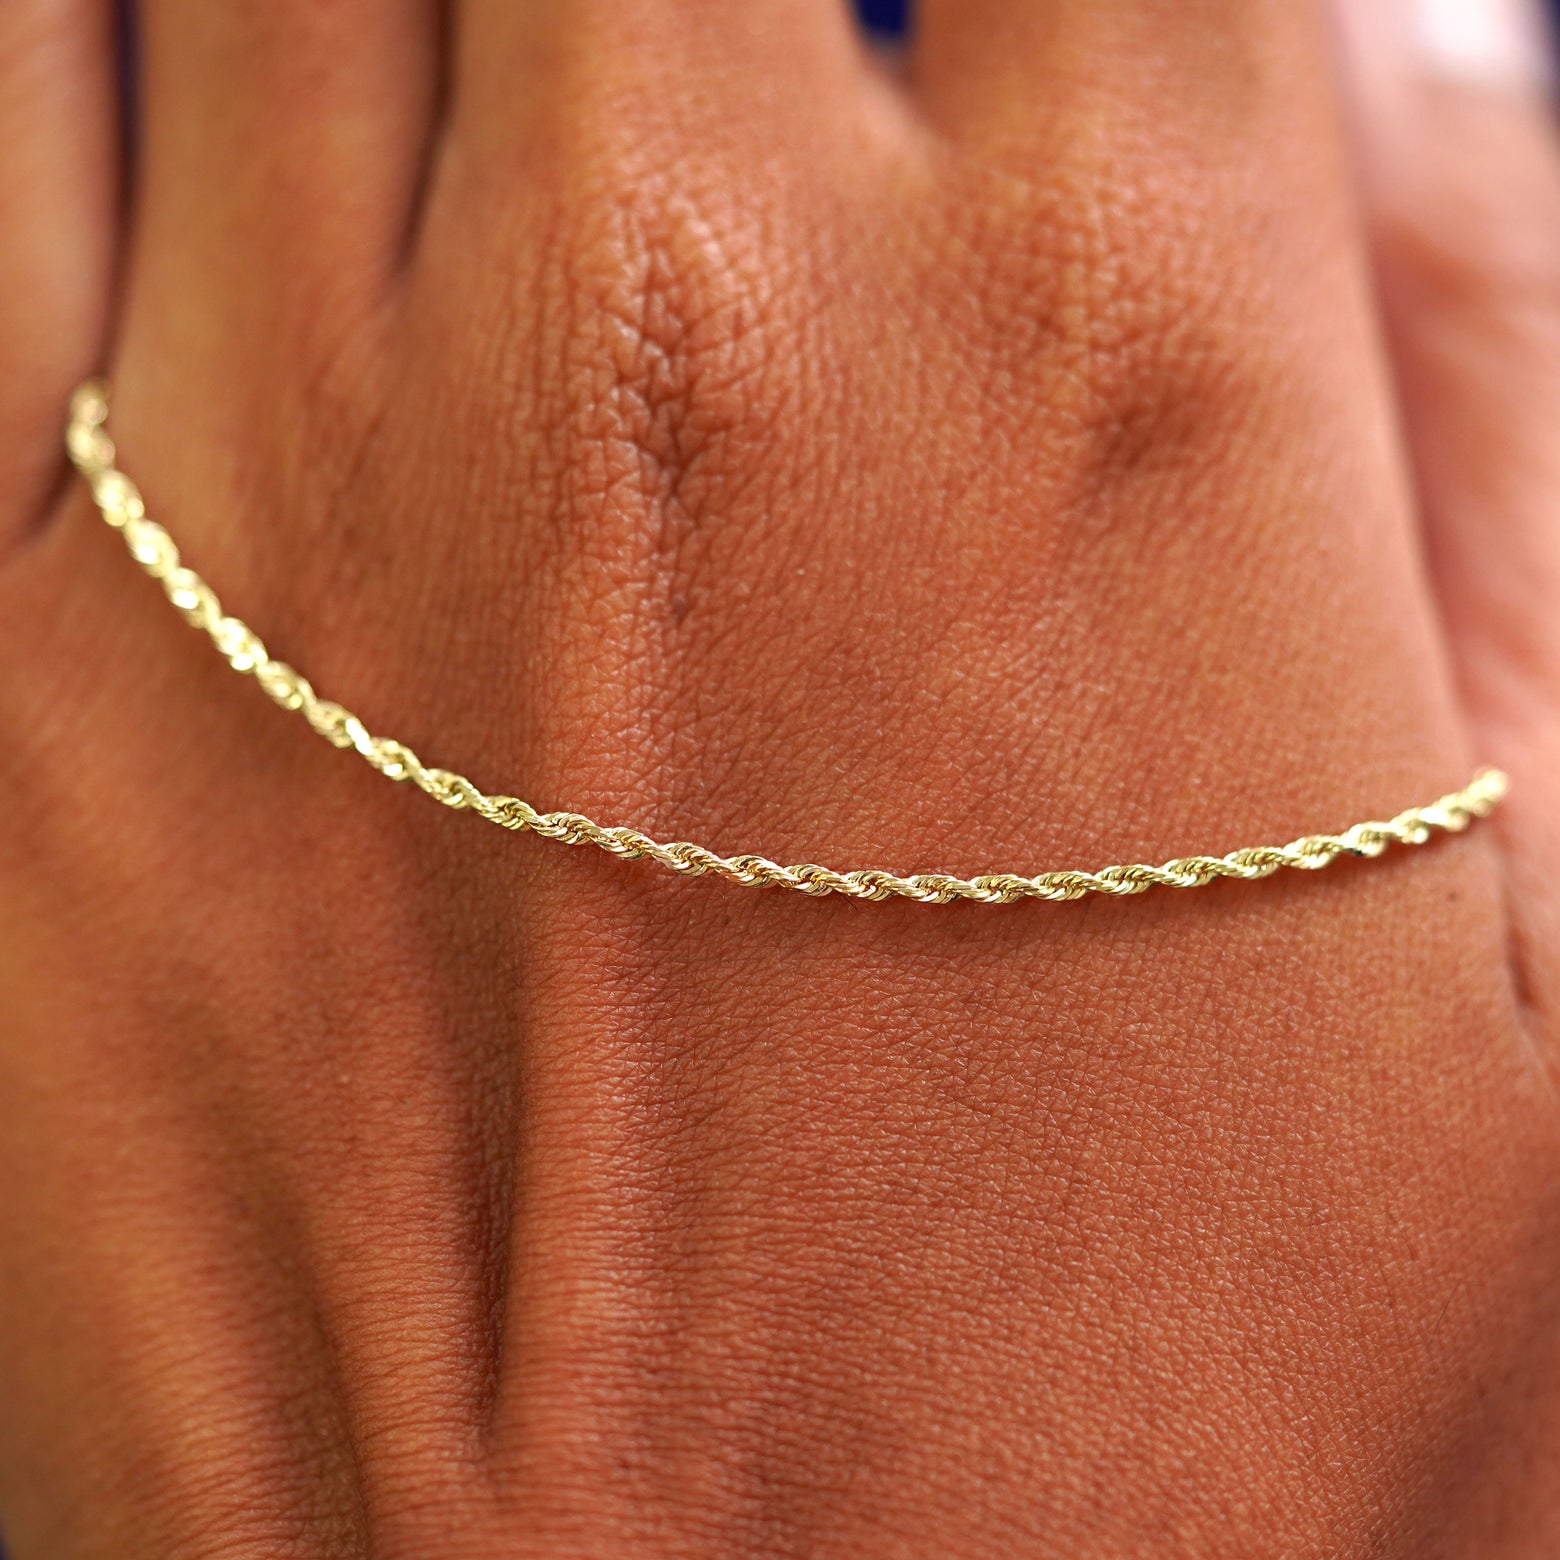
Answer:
66, 380, 1508, 906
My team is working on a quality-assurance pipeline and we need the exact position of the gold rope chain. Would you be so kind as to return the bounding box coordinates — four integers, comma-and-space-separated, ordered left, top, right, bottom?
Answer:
66, 381, 1507, 907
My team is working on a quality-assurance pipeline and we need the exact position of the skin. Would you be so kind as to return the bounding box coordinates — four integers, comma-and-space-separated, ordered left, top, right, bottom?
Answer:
0, 0, 1557, 1554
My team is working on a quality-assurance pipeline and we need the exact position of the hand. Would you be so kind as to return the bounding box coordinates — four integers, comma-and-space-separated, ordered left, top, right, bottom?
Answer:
0, 1, 1556, 1555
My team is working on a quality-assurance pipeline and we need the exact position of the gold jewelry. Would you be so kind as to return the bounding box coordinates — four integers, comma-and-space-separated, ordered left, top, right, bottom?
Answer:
66, 381, 1507, 906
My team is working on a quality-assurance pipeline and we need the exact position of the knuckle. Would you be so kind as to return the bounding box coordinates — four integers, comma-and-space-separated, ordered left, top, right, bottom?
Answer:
479, 162, 816, 663
538, 178, 794, 537
929, 157, 1273, 501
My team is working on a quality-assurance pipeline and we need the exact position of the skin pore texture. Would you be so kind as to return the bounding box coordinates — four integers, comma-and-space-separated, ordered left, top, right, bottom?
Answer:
0, 0, 1557, 1556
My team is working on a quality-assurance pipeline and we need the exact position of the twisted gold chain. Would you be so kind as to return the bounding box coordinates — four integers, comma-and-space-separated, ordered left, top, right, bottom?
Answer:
66, 381, 1507, 906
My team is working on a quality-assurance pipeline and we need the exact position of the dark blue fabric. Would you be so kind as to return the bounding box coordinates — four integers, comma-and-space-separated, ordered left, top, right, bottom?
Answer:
854, 0, 911, 39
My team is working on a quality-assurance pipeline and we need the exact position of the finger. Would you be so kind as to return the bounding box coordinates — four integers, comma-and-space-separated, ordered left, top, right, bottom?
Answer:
452, 1, 878, 171
1336, 0, 1560, 1033
134, 0, 446, 294
0, 0, 118, 560
910, 0, 1332, 153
